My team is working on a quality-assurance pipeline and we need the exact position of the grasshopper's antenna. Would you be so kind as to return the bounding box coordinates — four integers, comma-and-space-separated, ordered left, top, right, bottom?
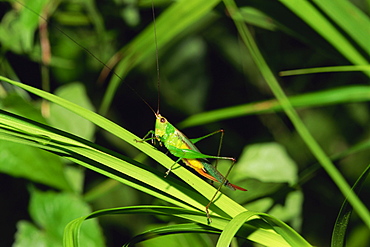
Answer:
151, 1, 161, 115
14, 0, 157, 116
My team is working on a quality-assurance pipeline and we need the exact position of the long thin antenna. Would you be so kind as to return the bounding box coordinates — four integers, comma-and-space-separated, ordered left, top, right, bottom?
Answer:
14, 0, 157, 116
151, 1, 161, 115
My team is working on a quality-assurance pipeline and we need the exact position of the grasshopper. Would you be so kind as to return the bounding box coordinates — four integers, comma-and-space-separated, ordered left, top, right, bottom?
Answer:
139, 111, 247, 223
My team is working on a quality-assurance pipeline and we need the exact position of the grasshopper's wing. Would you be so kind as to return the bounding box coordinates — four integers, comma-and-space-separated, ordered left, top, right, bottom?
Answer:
174, 129, 212, 164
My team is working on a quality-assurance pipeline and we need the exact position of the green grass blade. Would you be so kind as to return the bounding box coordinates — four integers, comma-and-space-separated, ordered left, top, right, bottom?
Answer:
280, 65, 370, 76
63, 215, 84, 247
313, 0, 370, 56
331, 164, 370, 247
123, 223, 219, 247
218, 211, 312, 247
179, 85, 370, 128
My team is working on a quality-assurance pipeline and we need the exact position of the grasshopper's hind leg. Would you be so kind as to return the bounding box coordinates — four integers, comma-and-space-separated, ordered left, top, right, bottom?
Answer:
205, 157, 237, 224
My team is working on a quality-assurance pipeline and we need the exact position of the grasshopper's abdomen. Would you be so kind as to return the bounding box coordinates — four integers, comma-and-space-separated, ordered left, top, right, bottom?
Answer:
182, 159, 246, 191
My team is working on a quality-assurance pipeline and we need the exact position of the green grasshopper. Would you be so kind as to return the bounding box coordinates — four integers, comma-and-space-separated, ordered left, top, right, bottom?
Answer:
142, 112, 246, 191
139, 111, 247, 222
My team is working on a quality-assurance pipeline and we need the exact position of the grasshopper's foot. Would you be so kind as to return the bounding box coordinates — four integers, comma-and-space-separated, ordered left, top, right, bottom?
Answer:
164, 162, 178, 177
164, 168, 172, 178
134, 139, 144, 143
205, 207, 212, 224
205, 198, 214, 224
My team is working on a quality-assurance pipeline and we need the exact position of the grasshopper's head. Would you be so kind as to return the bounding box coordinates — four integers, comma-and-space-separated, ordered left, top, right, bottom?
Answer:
155, 113, 168, 138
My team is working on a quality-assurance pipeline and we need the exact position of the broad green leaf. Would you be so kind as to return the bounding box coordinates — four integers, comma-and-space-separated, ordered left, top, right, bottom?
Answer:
235, 143, 298, 185
0, 139, 71, 190
0, 92, 71, 190
0, 0, 48, 54
49, 83, 95, 140
14, 188, 104, 247
13, 221, 45, 247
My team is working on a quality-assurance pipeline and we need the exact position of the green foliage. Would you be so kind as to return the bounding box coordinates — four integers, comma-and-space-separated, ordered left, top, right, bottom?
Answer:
14, 188, 104, 247
0, 0, 369, 246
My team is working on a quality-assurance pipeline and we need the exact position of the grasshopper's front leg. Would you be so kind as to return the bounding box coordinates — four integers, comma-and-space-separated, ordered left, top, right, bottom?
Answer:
135, 130, 157, 144
136, 131, 178, 177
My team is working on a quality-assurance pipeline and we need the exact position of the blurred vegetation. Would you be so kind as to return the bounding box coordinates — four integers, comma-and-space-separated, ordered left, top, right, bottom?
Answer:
0, 0, 369, 246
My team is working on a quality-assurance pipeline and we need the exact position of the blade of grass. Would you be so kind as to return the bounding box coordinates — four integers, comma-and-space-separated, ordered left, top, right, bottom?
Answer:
313, 0, 370, 56
218, 211, 312, 247
331, 164, 370, 247
280, 65, 370, 76
123, 223, 219, 247
179, 85, 370, 128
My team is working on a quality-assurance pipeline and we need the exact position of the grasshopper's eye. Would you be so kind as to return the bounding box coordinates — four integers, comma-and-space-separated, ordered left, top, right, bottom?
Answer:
160, 117, 166, 123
